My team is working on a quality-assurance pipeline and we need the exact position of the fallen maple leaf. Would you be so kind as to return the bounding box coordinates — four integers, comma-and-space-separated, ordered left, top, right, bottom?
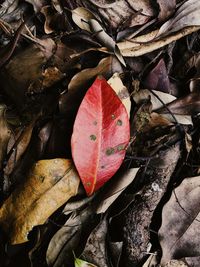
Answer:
0, 159, 80, 244
71, 76, 130, 196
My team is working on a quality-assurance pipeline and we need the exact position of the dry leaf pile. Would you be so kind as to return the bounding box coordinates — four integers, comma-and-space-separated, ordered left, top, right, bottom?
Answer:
0, 0, 200, 267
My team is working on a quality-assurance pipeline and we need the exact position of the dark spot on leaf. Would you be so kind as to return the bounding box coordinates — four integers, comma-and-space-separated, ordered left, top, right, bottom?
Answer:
101, 165, 105, 169
117, 119, 122, 126
85, 181, 91, 187
93, 121, 97, 125
106, 147, 115, 156
117, 144, 125, 151
111, 114, 116, 119
90, 134, 96, 141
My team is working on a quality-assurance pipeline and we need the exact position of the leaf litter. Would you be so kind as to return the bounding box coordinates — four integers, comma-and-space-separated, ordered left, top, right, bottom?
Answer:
0, 0, 200, 267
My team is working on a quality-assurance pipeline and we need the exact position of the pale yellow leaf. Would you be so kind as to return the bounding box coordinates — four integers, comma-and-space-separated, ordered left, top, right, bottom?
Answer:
108, 73, 131, 118
0, 159, 80, 244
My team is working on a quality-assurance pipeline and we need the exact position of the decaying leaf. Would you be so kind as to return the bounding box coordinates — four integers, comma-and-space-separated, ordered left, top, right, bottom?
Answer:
0, 159, 80, 244
71, 76, 130, 195
159, 176, 200, 265
108, 73, 131, 118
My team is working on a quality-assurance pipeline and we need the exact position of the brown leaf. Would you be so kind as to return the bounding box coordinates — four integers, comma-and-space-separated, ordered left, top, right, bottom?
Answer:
157, 0, 176, 22
68, 57, 112, 91
157, 92, 200, 115
0, 105, 11, 169
96, 168, 139, 214
158, 0, 200, 36
159, 176, 200, 265
143, 59, 171, 93
4, 122, 35, 177
82, 216, 109, 267
0, 159, 80, 244
46, 207, 93, 266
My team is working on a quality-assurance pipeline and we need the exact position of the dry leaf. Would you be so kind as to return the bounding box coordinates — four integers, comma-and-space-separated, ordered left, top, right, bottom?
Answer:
158, 0, 200, 36
162, 260, 188, 267
4, 122, 35, 176
71, 7, 97, 32
46, 207, 93, 267
89, 19, 126, 66
157, 0, 176, 22
0, 105, 11, 169
142, 254, 158, 267
96, 168, 139, 214
159, 176, 200, 265
132, 89, 176, 110
82, 216, 109, 267
0, 159, 80, 244
68, 57, 112, 91
108, 73, 131, 118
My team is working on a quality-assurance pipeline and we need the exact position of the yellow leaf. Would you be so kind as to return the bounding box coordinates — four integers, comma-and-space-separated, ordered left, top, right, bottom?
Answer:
0, 159, 80, 244
75, 257, 98, 267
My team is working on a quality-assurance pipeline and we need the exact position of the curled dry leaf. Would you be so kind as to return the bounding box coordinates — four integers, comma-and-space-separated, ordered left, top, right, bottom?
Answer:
162, 260, 188, 267
71, 7, 97, 32
71, 77, 130, 196
159, 176, 200, 265
0, 159, 80, 244
0, 105, 11, 169
108, 73, 131, 118
68, 57, 112, 91
158, 0, 200, 36
117, 26, 200, 57
89, 19, 126, 66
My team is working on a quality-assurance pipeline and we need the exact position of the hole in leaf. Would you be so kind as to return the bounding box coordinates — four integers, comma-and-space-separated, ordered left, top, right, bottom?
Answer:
111, 114, 116, 120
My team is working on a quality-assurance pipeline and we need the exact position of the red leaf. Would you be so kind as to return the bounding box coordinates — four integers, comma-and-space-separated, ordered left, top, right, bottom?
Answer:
71, 76, 130, 196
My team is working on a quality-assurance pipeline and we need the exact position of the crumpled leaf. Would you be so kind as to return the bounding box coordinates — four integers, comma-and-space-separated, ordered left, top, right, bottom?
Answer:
159, 176, 200, 265
71, 76, 130, 196
108, 73, 131, 118
0, 159, 80, 244
158, 0, 200, 36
